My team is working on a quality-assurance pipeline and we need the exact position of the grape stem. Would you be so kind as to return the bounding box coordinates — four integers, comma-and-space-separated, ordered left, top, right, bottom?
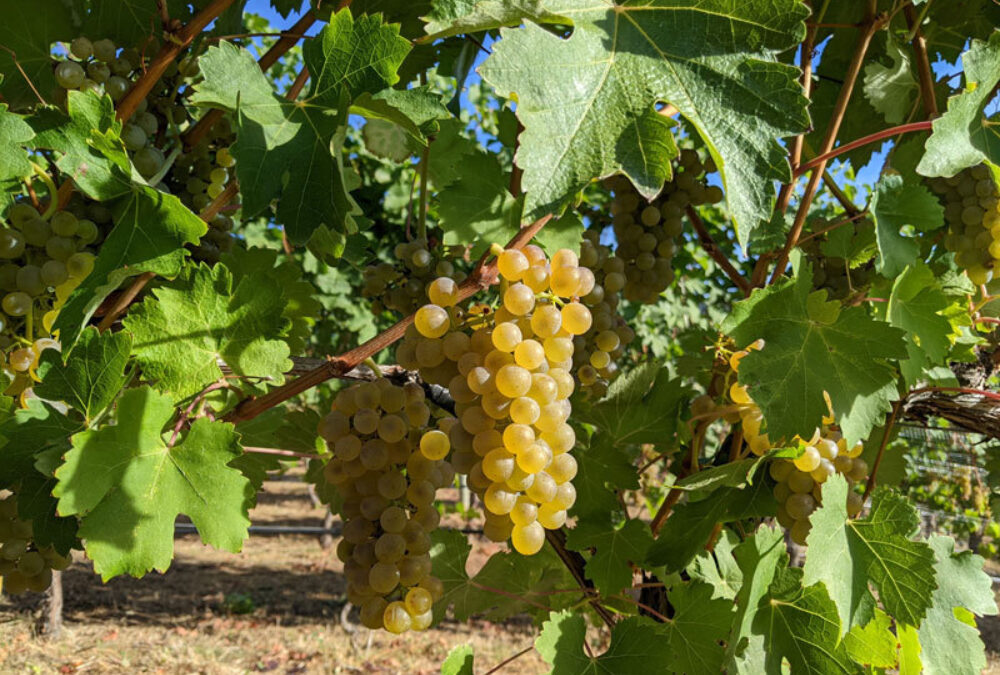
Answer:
768, 1, 886, 285
861, 397, 903, 505
224, 214, 554, 424
97, 272, 156, 333
904, 3, 939, 118
29, 163, 59, 220
417, 141, 431, 241
792, 120, 934, 178
544, 528, 617, 628
483, 645, 534, 675
684, 205, 750, 295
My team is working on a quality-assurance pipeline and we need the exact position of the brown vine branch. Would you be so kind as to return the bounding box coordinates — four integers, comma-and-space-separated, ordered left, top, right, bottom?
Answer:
862, 397, 903, 503
770, 2, 884, 284
117, 0, 237, 122
97, 272, 156, 332
821, 170, 862, 216
685, 205, 750, 295
544, 528, 617, 628
904, 3, 938, 118
224, 215, 553, 424
483, 645, 535, 675
793, 121, 934, 178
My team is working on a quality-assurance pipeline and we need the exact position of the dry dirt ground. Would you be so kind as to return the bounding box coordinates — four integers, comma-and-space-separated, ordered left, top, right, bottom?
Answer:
3, 475, 1000, 674
0, 477, 546, 675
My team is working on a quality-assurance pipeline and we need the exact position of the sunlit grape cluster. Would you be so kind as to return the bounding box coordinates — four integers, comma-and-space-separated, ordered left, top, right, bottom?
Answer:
0, 493, 71, 595
726, 344, 869, 544
319, 379, 449, 634
928, 165, 1000, 285
602, 149, 722, 304
575, 230, 635, 396
362, 237, 467, 316
400, 244, 586, 555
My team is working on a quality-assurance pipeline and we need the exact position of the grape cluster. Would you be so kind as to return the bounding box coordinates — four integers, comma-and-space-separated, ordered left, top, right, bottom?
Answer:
603, 149, 722, 304
799, 218, 875, 300
0, 493, 71, 595
401, 245, 587, 555
928, 165, 1000, 285
362, 237, 467, 316
726, 344, 868, 545
319, 379, 449, 634
0, 203, 98, 400
575, 230, 635, 396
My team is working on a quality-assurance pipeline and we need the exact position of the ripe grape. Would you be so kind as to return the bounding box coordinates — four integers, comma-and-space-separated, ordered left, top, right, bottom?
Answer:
320, 380, 447, 633
0, 493, 68, 595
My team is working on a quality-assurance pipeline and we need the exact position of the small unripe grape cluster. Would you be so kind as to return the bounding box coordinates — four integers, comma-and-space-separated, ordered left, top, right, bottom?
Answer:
602, 149, 722, 304
403, 244, 587, 555
574, 230, 635, 396
362, 237, 467, 316
727, 344, 868, 545
0, 493, 71, 595
319, 379, 449, 634
928, 165, 1000, 285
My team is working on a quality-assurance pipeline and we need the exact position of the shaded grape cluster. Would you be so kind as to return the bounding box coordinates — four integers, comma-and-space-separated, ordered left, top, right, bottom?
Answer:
1, 203, 99, 402
798, 218, 876, 300
56, 37, 238, 259
319, 379, 449, 633
928, 165, 1000, 285
726, 344, 868, 545
602, 149, 722, 304
0, 493, 71, 595
399, 245, 587, 554
362, 237, 467, 316
575, 230, 635, 397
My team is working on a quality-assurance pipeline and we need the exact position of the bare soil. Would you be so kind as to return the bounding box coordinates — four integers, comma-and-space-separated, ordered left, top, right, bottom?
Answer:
0, 476, 545, 675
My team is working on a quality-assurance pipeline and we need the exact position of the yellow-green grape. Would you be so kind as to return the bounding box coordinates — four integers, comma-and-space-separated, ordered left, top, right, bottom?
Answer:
414, 304, 450, 338
511, 521, 545, 555
929, 165, 1000, 285
0, 494, 64, 595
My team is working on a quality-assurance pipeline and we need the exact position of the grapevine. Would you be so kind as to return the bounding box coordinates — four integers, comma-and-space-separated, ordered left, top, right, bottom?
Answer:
0, 2, 997, 673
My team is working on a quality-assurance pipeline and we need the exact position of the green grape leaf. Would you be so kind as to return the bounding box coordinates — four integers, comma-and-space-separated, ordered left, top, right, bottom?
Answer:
803, 476, 937, 630
917, 32, 1000, 177
922, 1, 1000, 64
437, 150, 523, 257
672, 457, 768, 495
440, 644, 475, 675
575, 361, 689, 448
725, 524, 786, 674
688, 529, 742, 601
661, 580, 734, 674
0, 0, 73, 109
192, 9, 410, 244
15, 471, 78, 555
423, 1, 564, 39
362, 119, 412, 162
84, 0, 159, 48
427, 118, 477, 189
722, 265, 907, 447
0, 399, 82, 489
221, 246, 322, 354
0, 105, 34, 182
536, 611, 671, 674
565, 518, 652, 596
269, 0, 303, 18
351, 85, 450, 147
572, 434, 639, 521
870, 175, 944, 277
863, 34, 918, 125
912, 535, 997, 675
843, 608, 898, 669
886, 263, 956, 387
753, 566, 857, 674
53, 387, 251, 580
53, 185, 206, 353
534, 210, 585, 255
478, 0, 810, 243
123, 263, 292, 402
430, 529, 575, 623
35, 327, 132, 424
646, 479, 776, 571
29, 90, 132, 201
